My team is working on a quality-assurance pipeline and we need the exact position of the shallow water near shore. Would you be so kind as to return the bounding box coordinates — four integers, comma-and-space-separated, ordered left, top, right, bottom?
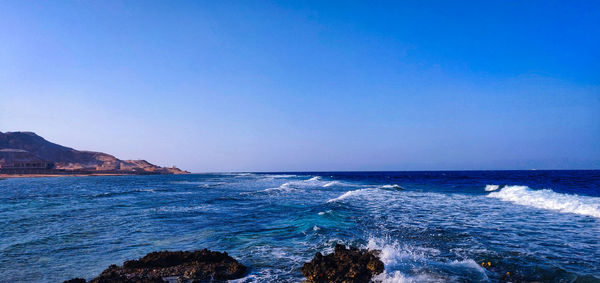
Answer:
0, 171, 599, 282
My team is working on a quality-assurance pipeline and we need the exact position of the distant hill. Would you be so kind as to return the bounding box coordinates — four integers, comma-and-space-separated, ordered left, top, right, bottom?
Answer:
0, 131, 189, 174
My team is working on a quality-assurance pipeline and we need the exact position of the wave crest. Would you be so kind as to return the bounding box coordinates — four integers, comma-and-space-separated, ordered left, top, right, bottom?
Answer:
261, 182, 303, 193
323, 181, 340, 187
488, 185, 600, 218
327, 188, 375, 203
484, 185, 500, 191
378, 184, 404, 190
326, 184, 405, 203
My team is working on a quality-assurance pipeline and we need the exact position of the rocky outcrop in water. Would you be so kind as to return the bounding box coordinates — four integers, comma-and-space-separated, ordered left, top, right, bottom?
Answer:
302, 244, 384, 283
65, 249, 246, 283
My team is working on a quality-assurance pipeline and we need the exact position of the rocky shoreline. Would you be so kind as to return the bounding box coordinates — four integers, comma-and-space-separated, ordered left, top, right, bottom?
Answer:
1, 131, 189, 175
0, 172, 184, 179
65, 245, 384, 283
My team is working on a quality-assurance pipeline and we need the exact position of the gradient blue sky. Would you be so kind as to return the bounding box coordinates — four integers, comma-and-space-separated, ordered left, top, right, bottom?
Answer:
1, 1, 599, 172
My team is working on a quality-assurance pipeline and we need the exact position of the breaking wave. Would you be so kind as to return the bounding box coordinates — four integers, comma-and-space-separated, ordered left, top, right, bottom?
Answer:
263, 174, 298, 179
326, 184, 405, 202
323, 181, 341, 187
484, 184, 500, 191
365, 237, 486, 282
260, 182, 303, 193
487, 185, 600, 218
323, 181, 364, 188
327, 188, 375, 203
365, 237, 433, 266
378, 184, 404, 190
248, 176, 331, 195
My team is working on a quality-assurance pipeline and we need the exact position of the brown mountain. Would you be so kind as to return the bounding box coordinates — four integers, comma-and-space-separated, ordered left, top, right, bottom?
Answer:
0, 131, 188, 174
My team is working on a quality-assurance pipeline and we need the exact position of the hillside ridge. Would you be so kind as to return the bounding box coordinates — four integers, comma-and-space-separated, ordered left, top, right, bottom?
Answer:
0, 131, 188, 174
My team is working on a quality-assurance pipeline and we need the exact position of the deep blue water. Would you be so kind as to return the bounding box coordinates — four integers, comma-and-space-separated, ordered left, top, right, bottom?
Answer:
0, 171, 599, 282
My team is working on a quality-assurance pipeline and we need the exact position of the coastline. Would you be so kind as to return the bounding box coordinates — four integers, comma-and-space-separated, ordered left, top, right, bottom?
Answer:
2, 171, 599, 282
0, 173, 135, 178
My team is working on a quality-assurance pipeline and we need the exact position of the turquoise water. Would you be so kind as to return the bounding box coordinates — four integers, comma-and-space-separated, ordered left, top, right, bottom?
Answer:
0, 171, 599, 282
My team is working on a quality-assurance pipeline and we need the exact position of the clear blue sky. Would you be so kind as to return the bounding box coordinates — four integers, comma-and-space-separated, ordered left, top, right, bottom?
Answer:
1, 1, 599, 172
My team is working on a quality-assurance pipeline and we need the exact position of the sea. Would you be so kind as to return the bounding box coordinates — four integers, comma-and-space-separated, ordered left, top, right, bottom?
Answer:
0, 170, 599, 282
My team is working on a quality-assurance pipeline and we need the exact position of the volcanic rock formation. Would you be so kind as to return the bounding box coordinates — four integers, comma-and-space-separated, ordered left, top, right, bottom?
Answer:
302, 244, 384, 283
65, 249, 246, 283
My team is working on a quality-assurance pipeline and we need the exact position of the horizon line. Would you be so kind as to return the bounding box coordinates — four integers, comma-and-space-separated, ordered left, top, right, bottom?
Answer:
188, 168, 600, 174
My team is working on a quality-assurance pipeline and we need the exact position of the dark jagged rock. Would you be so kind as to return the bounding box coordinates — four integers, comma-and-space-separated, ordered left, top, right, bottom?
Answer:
67, 249, 246, 283
63, 279, 86, 283
121, 250, 247, 280
302, 244, 384, 283
89, 264, 166, 283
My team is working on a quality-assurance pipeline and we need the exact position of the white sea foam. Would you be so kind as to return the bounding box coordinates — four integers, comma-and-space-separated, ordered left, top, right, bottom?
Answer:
261, 182, 302, 193
323, 181, 364, 188
250, 176, 332, 195
265, 174, 298, 178
448, 259, 487, 272
488, 185, 600, 218
326, 183, 406, 203
484, 184, 500, 191
366, 238, 443, 283
365, 237, 434, 266
308, 176, 321, 181
372, 271, 414, 283
378, 184, 404, 190
250, 246, 305, 264
233, 173, 254, 177
372, 271, 441, 283
365, 237, 485, 283
323, 181, 341, 187
327, 188, 375, 203
447, 259, 489, 281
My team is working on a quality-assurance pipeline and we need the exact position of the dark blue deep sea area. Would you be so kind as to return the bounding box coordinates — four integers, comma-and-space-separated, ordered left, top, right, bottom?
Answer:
1, 170, 599, 282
